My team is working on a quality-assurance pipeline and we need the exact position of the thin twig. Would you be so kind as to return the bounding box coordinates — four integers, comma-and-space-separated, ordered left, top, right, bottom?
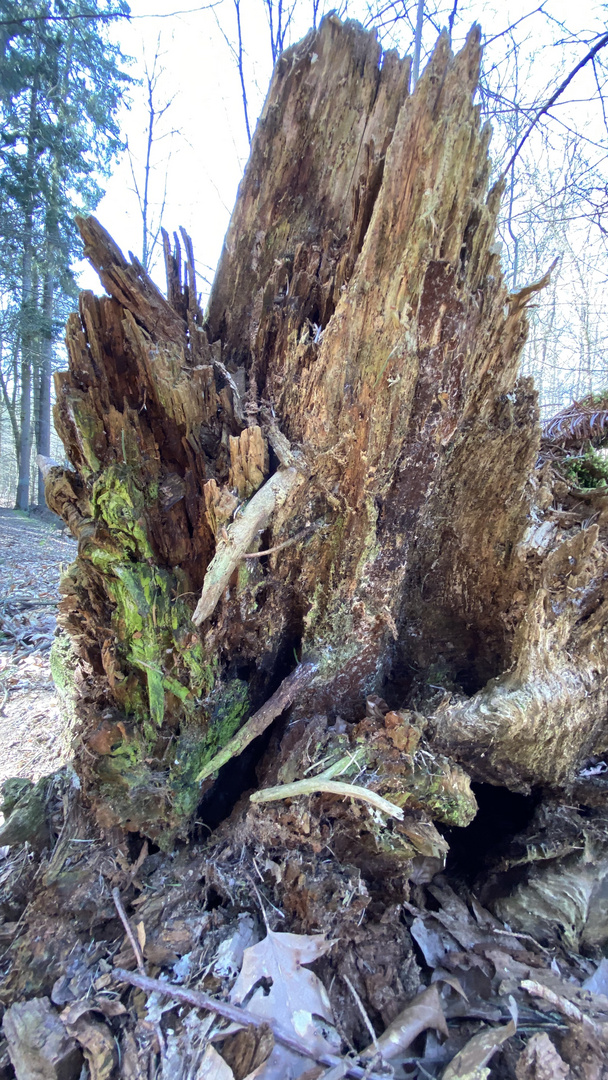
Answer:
244, 524, 313, 558
343, 975, 379, 1054
111, 968, 387, 1080
502, 31, 608, 175
112, 890, 166, 1058
250, 778, 404, 820
112, 887, 145, 973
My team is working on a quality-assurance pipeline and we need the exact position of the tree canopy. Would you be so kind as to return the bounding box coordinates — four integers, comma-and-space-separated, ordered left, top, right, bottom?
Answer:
0, 0, 132, 508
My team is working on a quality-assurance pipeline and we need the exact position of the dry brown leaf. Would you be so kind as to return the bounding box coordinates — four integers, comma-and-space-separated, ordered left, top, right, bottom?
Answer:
515, 1032, 570, 1079
441, 1019, 516, 1079
62, 1015, 117, 1080
432, 970, 469, 1001
61, 997, 126, 1023
410, 915, 459, 968
363, 984, 449, 1062
230, 930, 336, 1080
197, 1044, 236, 1079
136, 920, 146, 951
221, 1023, 274, 1080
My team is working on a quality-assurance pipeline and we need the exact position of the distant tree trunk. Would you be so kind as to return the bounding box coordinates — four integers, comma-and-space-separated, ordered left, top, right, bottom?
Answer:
45, 17, 608, 858
16, 356, 32, 511
16, 79, 39, 512
0, 337, 20, 463
37, 267, 53, 507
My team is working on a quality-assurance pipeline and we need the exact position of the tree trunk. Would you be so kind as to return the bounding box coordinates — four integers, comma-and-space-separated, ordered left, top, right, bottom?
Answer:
45, 17, 608, 859
37, 266, 53, 507
16, 78, 39, 512
16, 354, 32, 511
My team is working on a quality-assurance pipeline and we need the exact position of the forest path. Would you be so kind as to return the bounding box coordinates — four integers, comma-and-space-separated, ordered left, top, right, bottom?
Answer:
0, 509, 76, 790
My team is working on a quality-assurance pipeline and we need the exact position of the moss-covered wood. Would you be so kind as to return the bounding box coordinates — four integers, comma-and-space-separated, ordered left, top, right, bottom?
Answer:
45, 15, 608, 852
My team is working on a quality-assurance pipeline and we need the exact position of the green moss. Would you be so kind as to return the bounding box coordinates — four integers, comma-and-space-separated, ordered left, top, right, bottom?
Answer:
92, 465, 155, 561
563, 449, 608, 489
404, 757, 477, 826
169, 678, 249, 820
87, 546, 121, 572
180, 641, 217, 699
106, 563, 182, 726
50, 631, 79, 751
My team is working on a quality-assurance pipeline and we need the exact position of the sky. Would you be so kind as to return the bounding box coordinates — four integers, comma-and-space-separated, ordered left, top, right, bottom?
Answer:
78, 0, 608, 324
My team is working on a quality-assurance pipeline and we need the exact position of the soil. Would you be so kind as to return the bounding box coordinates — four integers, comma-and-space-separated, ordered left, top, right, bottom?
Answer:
0, 509, 76, 790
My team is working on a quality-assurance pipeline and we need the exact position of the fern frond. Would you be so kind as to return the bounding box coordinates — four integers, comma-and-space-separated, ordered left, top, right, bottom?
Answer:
542, 394, 608, 447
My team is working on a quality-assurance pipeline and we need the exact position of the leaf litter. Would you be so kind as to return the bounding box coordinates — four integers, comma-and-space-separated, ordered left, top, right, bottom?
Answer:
2, 514, 608, 1079
0, 510, 76, 790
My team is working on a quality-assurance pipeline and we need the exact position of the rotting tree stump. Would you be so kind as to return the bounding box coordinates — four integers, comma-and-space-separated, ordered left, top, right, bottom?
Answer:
45, 15, 608, 859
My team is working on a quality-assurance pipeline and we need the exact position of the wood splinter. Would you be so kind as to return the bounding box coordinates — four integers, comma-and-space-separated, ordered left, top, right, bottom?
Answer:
192, 467, 302, 625
250, 778, 405, 820
195, 662, 317, 783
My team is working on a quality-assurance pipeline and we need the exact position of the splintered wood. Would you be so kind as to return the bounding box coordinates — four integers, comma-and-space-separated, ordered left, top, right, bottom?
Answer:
44, 14, 608, 846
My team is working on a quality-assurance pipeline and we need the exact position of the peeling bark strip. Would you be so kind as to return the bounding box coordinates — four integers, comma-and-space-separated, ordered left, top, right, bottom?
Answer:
46, 14, 608, 845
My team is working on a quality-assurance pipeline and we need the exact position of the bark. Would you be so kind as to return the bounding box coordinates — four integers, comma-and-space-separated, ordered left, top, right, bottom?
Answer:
45, 16, 608, 854
16, 78, 39, 512
37, 267, 53, 507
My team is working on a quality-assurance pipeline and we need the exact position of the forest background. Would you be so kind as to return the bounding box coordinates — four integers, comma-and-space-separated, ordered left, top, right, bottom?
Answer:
1, 0, 607, 510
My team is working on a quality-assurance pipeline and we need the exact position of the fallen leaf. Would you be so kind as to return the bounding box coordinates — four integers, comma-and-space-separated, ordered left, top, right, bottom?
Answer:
61, 997, 126, 1023
515, 1032, 570, 1079
583, 957, 608, 998
221, 1022, 274, 1079
214, 914, 259, 979
230, 930, 337, 1080
363, 984, 448, 1061
197, 1044, 236, 1079
441, 1019, 516, 1079
62, 1014, 117, 1080
431, 970, 469, 1001
136, 920, 146, 951
410, 915, 459, 968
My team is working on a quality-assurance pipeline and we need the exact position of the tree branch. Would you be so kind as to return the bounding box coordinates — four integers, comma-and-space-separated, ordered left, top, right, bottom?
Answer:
502, 31, 608, 176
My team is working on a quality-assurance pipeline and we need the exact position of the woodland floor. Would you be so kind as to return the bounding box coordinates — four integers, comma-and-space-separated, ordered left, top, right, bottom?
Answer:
0, 509, 75, 790
2, 518, 608, 1077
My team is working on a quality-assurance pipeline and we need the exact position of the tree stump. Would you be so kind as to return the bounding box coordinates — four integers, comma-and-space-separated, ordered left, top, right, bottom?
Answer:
45, 16, 608, 856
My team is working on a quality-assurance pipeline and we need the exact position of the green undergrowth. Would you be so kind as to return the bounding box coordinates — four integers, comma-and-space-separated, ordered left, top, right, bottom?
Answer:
563, 447, 608, 489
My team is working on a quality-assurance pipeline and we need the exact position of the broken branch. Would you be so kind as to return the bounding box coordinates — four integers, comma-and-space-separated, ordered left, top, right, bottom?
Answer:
195, 662, 317, 783
192, 467, 302, 625
249, 778, 405, 820
112, 888, 145, 974
111, 968, 386, 1080
244, 524, 314, 558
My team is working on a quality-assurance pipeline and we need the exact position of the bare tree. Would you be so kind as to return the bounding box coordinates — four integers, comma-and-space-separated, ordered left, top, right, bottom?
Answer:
128, 35, 178, 273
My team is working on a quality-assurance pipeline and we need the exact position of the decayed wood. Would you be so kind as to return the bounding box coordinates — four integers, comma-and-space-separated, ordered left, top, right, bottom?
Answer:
45, 13, 608, 847
192, 466, 303, 625
194, 661, 317, 782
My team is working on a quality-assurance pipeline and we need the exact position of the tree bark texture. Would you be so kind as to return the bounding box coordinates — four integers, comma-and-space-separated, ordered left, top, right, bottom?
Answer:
46, 16, 608, 852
